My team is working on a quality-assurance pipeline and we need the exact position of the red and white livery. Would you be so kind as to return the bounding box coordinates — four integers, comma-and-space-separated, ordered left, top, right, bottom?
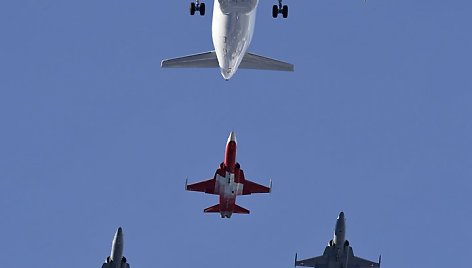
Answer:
186, 131, 271, 218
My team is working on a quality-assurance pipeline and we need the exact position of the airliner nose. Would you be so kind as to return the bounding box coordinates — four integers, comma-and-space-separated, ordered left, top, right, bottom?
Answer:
227, 131, 237, 143
338, 212, 345, 219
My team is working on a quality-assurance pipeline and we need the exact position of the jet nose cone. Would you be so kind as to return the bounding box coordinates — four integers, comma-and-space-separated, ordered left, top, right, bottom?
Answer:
116, 227, 123, 237
338, 211, 345, 219
227, 131, 237, 143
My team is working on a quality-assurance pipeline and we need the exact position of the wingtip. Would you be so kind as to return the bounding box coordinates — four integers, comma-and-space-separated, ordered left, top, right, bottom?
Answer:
160, 59, 168, 68
294, 253, 297, 267
269, 179, 272, 193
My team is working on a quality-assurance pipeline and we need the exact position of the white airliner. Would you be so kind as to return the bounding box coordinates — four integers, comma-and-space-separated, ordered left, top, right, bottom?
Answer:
161, 0, 293, 80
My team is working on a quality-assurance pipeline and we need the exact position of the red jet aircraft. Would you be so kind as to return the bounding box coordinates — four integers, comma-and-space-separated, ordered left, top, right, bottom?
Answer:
186, 131, 271, 218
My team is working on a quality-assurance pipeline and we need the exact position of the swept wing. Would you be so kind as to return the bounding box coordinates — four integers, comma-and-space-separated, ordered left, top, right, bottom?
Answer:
348, 247, 381, 268
240, 169, 271, 195
295, 247, 331, 268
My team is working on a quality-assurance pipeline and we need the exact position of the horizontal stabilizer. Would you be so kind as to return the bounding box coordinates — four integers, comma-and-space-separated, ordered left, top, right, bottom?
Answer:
240, 52, 294, 71
161, 51, 219, 68
233, 204, 250, 214
203, 204, 220, 213
162, 51, 293, 72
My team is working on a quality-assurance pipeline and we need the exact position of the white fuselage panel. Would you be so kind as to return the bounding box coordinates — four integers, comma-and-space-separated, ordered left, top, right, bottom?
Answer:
212, 0, 258, 79
215, 172, 244, 197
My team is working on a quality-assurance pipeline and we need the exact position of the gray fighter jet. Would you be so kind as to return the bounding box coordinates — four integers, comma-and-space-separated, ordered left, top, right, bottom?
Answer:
102, 227, 130, 268
295, 212, 381, 268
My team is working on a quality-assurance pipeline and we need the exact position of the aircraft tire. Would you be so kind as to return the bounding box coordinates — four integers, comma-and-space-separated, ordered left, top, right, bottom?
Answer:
200, 3, 206, 16
190, 2, 196, 15
272, 5, 278, 18
282, 5, 288, 18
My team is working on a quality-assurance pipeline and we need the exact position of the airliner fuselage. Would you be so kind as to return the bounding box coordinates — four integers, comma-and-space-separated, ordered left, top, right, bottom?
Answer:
161, 0, 293, 79
212, 0, 258, 79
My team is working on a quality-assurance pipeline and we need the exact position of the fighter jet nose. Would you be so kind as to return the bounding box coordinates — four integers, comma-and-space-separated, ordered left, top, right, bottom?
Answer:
116, 227, 123, 236
227, 131, 237, 143
338, 212, 345, 219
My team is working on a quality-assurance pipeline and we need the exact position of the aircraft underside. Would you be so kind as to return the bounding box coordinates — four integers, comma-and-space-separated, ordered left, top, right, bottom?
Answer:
161, 0, 293, 79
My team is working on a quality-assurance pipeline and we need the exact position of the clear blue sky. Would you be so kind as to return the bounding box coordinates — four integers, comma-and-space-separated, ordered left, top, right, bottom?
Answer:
1, 1, 471, 268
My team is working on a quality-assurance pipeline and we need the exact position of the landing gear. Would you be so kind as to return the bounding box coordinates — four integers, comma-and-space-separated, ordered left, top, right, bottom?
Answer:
282, 5, 288, 18
190, 1, 205, 16
272, 0, 288, 18
190, 2, 195, 15
200, 3, 206, 16
272, 5, 278, 18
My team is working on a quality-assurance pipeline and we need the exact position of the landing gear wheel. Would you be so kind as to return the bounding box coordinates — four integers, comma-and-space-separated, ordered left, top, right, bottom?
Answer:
190, 2, 196, 15
199, 2, 206, 16
272, 5, 278, 18
282, 5, 288, 18
273, 0, 288, 19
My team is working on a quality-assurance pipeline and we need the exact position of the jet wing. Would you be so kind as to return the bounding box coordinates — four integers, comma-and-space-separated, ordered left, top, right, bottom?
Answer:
348, 247, 380, 268
295, 256, 327, 268
240, 52, 294, 71
240, 170, 271, 195
186, 178, 217, 194
295, 247, 330, 268
161, 51, 219, 68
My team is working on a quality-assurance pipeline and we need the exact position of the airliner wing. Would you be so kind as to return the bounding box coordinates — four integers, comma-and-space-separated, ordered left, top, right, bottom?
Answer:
240, 52, 294, 71
161, 51, 219, 68
348, 247, 381, 268
295, 247, 330, 268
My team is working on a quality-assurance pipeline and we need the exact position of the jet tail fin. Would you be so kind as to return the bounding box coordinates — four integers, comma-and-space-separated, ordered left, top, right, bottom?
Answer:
240, 52, 294, 71
203, 204, 220, 213
161, 51, 219, 68
233, 204, 250, 214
